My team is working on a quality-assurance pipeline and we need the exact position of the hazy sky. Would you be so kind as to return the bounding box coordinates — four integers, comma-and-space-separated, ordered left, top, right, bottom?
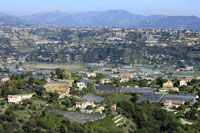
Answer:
1, 0, 200, 16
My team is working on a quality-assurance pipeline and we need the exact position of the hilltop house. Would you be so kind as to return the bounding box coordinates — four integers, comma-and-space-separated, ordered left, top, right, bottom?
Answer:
101, 76, 112, 84
120, 75, 131, 83
101, 78, 111, 84
180, 78, 191, 86
77, 79, 90, 90
8, 95, 22, 104
87, 72, 96, 78
77, 82, 87, 90
75, 101, 94, 109
1, 77, 10, 83
8, 93, 34, 104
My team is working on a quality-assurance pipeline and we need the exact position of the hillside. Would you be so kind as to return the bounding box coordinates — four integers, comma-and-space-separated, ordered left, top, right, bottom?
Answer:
1, 10, 200, 30
21, 10, 200, 30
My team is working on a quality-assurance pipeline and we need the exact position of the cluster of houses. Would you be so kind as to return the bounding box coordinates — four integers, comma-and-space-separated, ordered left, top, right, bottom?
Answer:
75, 93, 106, 113
74, 93, 117, 113
1, 64, 199, 113
94, 77, 198, 108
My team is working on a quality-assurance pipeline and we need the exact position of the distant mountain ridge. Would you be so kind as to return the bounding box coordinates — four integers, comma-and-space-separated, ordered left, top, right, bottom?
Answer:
1, 10, 200, 30
0, 13, 24, 26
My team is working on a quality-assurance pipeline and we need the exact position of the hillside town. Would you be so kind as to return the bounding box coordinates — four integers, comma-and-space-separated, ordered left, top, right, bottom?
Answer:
1, 27, 200, 66
1, 27, 200, 132
1, 53, 200, 128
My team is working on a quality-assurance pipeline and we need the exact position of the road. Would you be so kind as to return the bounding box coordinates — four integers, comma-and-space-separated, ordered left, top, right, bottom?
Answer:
180, 106, 193, 125
7, 54, 29, 72
180, 118, 193, 125
164, 106, 194, 125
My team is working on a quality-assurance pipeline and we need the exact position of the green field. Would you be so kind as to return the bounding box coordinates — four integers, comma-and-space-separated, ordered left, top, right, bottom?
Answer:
22, 62, 88, 72
172, 71, 200, 78
115, 93, 132, 102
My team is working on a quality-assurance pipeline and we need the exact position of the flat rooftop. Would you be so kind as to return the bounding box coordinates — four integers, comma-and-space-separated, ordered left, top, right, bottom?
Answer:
138, 93, 165, 102
120, 86, 155, 93
82, 94, 104, 102
161, 94, 198, 102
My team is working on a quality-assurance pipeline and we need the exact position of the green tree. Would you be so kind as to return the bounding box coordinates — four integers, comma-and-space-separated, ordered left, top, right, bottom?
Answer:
156, 77, 168, 87
185, 108, 197, 120
50, 92, 60, 102
60, 124, 68, 133
139, 79, 148, 87
62, 71, 71, 79
0, 124, 4, 132
104, 93, 116, 108
131, 93, 139, 103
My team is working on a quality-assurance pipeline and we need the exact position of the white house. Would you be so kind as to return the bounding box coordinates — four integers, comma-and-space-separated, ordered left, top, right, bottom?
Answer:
75, 101, 94, 109
185, 66, 194, 71
95, 106, 105, 114
21, 94, 34, 99
77, 82, 87, 90
87, 72, 96, 78
8, 93, 34, 104
8, 95, 22, 104
120, 75, 131, 83
101, 78, 111, 84
76, 101, 89, 109
180, 78, 190, 86
1, 78, 10, 83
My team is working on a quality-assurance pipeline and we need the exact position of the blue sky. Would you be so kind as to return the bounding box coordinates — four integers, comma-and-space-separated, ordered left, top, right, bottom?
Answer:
1, 0, 200, 16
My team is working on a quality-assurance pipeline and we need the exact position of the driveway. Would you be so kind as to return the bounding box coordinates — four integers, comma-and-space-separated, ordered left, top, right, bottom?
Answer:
180, 118, 193, 125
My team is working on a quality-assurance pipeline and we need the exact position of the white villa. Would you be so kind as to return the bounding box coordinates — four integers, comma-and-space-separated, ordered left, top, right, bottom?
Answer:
180, 78, 190, 86
75, 101, 94, 109
77, 82, 87, 90
8, 93, 34, 104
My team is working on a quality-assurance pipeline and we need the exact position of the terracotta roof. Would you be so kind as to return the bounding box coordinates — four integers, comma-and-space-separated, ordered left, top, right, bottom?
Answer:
180, 78, 190, 82
1, 78, 10, 81
76, 101, 88, 104
121, 75, 131, 79
8, 95, 20, 98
